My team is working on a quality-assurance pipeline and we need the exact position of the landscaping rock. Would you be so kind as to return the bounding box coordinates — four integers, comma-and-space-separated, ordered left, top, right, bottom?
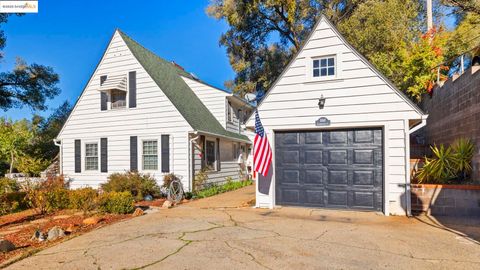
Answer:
162, 200, 173, 209
143, 194, 153, 201
47, 226, 65, 241
0, 239, 15, 252
132, 208, 144, 217
30, 229, 46, 242
82, 217, 103, 226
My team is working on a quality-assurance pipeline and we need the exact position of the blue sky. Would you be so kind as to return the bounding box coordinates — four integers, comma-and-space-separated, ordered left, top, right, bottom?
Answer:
1, 0, 233, 120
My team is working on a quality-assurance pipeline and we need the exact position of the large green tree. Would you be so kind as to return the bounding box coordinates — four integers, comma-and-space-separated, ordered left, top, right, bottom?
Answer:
0, 118, 33, 174
207, 0, 363, 95
0, 14, 60, 111
208, 0, 476, 101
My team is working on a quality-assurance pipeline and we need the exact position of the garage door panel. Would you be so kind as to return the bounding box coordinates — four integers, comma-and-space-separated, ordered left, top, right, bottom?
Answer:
275, 128, 383, 211
352, 191, 375, 208
328, 150, 348, 165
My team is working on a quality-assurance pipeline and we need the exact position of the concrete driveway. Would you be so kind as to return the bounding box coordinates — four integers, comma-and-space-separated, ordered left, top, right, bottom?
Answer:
6, 185, 480, 269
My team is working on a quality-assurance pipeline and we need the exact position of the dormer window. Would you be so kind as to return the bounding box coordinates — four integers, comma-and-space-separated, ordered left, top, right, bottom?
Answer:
313, 56, 335, 78
99, 74, 128, 110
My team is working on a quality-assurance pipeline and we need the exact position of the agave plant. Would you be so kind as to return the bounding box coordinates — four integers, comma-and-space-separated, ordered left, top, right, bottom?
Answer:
451, 138, 475, 180
416, 144, 456, 183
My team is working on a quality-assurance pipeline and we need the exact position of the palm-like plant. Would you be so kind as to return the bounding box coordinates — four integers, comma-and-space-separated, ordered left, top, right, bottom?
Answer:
451, 138, 475, 180
416, 144, 456, 183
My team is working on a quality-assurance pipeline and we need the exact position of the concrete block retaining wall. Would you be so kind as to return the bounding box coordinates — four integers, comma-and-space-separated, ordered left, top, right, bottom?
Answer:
411, 184, 480, 216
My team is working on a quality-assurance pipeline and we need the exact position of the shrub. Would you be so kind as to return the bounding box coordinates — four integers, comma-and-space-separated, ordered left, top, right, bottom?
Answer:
193, 168, 209, 192
99, 191, 135, 214
194, 179, 253, 199
69, 188, 99, 214
451, 138, 475, 180
0, 192, 27, 215
24, 176, 69, 214
184, 192, 193, 200
0, 178, 19, 195
101, 171, 160, 201
417, 138, 476, 183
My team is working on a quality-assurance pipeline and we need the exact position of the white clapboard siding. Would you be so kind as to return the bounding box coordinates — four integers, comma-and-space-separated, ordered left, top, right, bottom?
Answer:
182, 77, 228, 128
58, 31, 192, 189
247, 16, 424, 215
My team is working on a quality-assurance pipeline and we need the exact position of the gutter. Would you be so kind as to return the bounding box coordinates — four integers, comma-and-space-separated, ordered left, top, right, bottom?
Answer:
409, 117, 427, 134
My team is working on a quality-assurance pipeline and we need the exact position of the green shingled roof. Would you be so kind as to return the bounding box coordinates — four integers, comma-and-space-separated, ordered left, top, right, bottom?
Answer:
118, 30, 249, 142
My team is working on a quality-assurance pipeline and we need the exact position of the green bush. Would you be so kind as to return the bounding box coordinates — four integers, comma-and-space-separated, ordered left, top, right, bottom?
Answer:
46, 188, 70, 211
195, 179, 253, 199
69, 188, 99, 214
0, 178, 19, 195
417, 138, 476, 183
193, 168, 209, 192
0, 191, 27, 215
101, 171, 160, 201
99, 191, 135, 214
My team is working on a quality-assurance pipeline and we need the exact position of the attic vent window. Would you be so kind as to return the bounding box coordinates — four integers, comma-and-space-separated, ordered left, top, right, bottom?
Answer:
313, 56, 335, 77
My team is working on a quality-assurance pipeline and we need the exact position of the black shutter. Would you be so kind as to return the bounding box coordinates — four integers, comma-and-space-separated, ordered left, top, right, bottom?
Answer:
74, 139, 81, 173
100, 138, 108, 173
216, 138, 221, 171
130, 136, 138, 171
200, 135, 206, 169
129, 71, 136, 108
100, 76, 108, 111
161, 135, 170, 173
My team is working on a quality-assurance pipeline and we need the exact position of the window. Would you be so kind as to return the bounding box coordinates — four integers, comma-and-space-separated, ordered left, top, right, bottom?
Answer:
142, 140, 158, 170
233, 143, 239, 159
313, 56, 335, 78
85, 143, 98, 171
206, 140, 216, 169
227, 102, 233, 122
111, 90, 126, 109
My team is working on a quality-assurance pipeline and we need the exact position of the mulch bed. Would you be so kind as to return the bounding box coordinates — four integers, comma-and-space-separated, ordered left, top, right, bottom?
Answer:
0, 209, 131, 266
135, 198, 167, 208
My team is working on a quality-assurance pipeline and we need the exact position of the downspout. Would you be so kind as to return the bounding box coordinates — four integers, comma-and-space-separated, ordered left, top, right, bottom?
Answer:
53, 139, 62, 175
404, 117, 427, 216
189, 132, 200, 192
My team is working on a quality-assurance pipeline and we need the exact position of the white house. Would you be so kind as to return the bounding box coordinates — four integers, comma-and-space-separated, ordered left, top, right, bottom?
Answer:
246, 15, 427, 216
56, 30, 253, 191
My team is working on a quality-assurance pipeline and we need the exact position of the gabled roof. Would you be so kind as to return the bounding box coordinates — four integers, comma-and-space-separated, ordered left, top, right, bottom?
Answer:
118, 30, 249, 142
246, 14, 426, 126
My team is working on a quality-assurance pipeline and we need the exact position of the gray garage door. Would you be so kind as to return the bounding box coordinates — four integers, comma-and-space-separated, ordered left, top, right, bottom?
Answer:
275, 129, 383, 211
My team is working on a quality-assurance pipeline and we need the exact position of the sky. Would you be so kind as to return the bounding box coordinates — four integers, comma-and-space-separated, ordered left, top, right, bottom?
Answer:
1, 0, 234, 120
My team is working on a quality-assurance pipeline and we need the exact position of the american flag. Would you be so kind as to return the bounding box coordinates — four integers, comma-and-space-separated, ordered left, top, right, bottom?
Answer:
253, 110, 272, 177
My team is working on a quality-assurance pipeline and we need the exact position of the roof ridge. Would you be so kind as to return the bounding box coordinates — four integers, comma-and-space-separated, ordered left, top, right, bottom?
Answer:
117, 30, 249, 142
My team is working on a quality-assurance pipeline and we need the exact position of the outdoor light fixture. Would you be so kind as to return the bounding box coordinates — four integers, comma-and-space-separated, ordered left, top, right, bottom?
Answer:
318, 95, 326, 109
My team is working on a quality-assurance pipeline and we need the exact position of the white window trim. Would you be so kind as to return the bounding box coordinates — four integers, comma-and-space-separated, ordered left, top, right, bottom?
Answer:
99, 71, 132, 111
205, 138, 218, 171
141, 139, 159, 172
84, 141, 99, 171
307, 54, 342, 82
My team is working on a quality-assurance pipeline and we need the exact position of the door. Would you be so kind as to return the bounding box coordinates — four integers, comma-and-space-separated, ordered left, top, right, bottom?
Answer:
275, 128, 383, 211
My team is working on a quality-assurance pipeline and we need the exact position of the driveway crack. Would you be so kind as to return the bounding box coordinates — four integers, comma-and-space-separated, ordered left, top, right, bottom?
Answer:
224, 241, 272, 270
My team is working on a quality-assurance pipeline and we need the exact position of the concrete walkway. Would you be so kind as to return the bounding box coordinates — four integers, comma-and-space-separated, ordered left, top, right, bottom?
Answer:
6, 185, 480, 269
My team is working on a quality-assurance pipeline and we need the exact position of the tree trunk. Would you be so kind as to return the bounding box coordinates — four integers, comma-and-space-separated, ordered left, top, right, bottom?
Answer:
9, 151, 14, 174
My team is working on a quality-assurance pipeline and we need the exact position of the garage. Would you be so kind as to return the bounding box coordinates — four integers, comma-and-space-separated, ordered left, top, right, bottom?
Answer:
246, 15, 427, 215
275, 129, 383, 211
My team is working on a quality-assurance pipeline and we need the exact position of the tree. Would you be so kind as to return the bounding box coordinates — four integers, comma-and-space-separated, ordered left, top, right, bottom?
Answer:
206, 0, 363, 95
441, 0, 480, 15
0, 118, 33, 174
0, 14, 60, 111
30, 101, 72, 161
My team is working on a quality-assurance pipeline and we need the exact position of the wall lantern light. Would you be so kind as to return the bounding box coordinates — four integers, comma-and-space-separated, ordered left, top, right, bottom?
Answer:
318, 95, 326, 109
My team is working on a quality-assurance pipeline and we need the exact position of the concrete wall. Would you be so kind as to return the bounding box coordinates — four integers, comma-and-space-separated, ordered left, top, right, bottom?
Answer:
419, 66, 480, 181
411, 184, 480, 216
